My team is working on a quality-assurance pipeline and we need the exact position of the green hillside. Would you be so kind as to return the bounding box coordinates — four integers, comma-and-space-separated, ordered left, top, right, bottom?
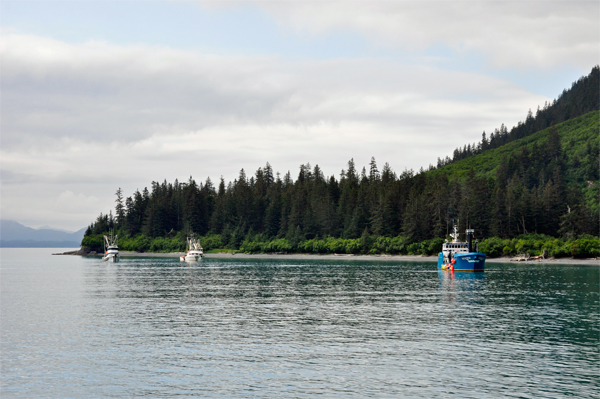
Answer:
435, 111, 598, 182
434, 110, 599, 211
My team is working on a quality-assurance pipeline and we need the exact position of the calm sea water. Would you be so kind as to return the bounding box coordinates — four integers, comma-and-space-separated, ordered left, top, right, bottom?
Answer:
1, 248, 598, 398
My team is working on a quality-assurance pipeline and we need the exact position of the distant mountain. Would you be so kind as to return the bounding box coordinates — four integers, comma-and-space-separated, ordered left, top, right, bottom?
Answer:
37, 225, 76, 234
0, 220, 85, 248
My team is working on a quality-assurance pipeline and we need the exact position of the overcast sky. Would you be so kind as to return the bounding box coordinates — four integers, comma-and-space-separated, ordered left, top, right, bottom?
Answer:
1, 0, 598, 231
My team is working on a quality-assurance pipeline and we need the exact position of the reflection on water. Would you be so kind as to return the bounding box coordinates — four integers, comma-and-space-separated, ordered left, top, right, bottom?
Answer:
438, 270, 485, 304
1, 250, 598, 398
438, 269, 485, 287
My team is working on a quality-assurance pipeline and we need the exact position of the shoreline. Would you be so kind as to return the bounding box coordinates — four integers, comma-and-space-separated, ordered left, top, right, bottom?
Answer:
56, 250, 599, 265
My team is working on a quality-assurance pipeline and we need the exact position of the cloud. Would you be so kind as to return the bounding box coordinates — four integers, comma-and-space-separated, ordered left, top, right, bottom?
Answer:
251, 1, 599, 70
55, 190, 102, 215
1, 31, 548, 162
1, 33, 544, 148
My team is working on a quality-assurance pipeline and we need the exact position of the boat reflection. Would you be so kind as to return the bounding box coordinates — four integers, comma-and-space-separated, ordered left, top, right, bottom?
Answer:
438, 269, 485, 303
439, 270, 485, 281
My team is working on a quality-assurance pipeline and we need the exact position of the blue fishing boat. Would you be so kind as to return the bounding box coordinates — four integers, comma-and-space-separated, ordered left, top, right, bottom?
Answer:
438, 225, 485, 271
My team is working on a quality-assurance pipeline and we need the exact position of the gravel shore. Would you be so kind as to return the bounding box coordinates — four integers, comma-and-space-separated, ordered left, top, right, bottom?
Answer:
65, 250, 599, 265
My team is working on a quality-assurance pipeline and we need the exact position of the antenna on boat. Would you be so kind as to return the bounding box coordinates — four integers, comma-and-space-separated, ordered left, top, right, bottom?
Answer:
450, 219, 460, 243
466, 226, 474, 252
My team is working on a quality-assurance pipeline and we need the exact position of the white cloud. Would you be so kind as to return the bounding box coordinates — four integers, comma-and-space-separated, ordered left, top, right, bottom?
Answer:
55, 190, 102, 214
1, 32, 544, 144
251, 0, 599, 70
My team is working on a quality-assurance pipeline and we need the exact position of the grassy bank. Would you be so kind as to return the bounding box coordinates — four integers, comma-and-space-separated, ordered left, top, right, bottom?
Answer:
82, 232, 599, 259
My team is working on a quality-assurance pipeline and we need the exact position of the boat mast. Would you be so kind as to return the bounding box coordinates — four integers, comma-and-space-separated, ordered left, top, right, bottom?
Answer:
103, 231, 117, 249
466, 227, 474, 252
450, 220, 460, 243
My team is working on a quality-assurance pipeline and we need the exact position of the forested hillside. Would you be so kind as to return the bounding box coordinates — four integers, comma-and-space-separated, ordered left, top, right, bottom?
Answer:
440, 65, 599, 166
83, 69, 600, 258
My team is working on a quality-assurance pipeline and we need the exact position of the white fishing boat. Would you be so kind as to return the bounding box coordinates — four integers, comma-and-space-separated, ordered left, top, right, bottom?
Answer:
180, 235, 203, 262
102, 232, 119, 263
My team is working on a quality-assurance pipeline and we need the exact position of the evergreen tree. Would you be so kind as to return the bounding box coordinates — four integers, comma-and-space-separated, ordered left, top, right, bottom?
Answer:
114, 188, 125, 228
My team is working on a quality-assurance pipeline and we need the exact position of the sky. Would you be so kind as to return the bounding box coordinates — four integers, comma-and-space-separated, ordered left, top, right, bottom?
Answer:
1, 0, 598, 232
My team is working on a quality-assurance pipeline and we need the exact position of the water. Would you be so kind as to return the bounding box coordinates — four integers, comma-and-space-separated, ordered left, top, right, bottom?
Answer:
1, 249, 598, 398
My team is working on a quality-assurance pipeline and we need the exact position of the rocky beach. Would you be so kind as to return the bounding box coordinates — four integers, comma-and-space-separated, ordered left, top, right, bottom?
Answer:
55, 249, 599, 265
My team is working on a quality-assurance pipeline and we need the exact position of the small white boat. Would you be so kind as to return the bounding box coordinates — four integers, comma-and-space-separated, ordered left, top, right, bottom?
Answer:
180, 235, 203, 262
102, 232, 119, 263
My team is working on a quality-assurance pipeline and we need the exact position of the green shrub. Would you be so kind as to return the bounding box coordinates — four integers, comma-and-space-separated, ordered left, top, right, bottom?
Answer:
299, 238, 327, 254
81, 234, 103, 250
264, 238, 292, 253
387, 236, 407, 254
369, 236, 407, 255
345, 239, 361, 254
325, 237, 347, 254
240, 240, 263, 253
313, 239, 328, 254
578, 236, 600, 257
149, 237, 164, 252
424, 237, 445, 255
371, 236, 390, 254
407, 243, 420, 255
479, 237, 505, 257
566, 236, 600, 258
542, 239, 569, 258
132, 235, 151, 252
200, 234, 224, 251
514, 239, 529, 255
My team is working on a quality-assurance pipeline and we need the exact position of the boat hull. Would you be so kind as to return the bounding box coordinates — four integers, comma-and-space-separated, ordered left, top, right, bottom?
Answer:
102, 254, 119, 263
180, 255, 203, 262
438, 252, 485, 271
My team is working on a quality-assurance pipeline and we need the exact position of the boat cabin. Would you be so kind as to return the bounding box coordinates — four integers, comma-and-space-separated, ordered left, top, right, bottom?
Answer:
441, 241, 469, 263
